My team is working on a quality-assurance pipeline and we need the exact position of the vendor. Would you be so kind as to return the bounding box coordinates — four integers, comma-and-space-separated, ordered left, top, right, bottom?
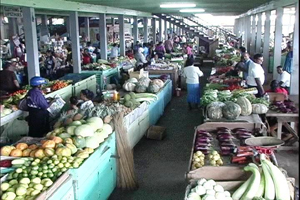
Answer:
110, 43, 119, 59
26, 76, 50, 137
79, 89, 95, 110
266, 80, 288, 99
0, 59, 20, 93
67, 96, 82, 114
154, 41, 166, 59
134, 47, 148, 71
276, 65, 290, 93
82, 48, 93, 65
246, 53, 265, 97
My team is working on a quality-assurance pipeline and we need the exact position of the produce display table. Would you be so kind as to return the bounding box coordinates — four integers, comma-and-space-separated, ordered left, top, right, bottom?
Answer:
145, 68, 178, 95
124, 80, 172, 149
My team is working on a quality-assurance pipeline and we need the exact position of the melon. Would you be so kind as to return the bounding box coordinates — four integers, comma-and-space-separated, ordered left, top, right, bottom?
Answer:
222, 101, 241, 120
206, 102, 225, 119
236, 96, 252, 116
252, 103, 268, 114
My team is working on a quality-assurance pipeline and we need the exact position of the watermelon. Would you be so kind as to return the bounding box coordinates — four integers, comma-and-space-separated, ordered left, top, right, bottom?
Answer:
236, 96, 252, 116
206, 102, 225, 119
222, 101, 242, 120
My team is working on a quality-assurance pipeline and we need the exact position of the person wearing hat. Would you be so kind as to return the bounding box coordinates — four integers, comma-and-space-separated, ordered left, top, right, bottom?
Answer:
26, 76, 50, 137
0, 59, 20, 93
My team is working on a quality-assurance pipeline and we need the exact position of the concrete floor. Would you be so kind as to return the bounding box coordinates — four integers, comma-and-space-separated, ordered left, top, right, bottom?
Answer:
109, 65, 299, 200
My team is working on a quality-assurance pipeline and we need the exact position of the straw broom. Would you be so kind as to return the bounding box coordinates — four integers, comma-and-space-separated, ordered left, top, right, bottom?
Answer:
113, 111, 139, 190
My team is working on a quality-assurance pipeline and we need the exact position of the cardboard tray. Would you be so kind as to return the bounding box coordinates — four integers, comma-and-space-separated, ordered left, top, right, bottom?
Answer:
186, 123, 260, 181
184, 177, 296, 200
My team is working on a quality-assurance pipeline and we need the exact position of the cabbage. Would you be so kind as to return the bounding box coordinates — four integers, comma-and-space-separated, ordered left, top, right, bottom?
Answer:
74, 124, 94, 137
85, 135, 100, 149
86, 117, 103, 131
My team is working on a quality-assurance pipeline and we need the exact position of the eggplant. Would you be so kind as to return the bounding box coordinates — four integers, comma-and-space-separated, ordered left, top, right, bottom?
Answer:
218, 138, 232, 142
220, 150, 231, 156
200, 149, 210, 155
235, 130, 252, 135
217, 130, 231, 135
216, 127, 230, 131
231, 128, 247, 133
220, 141, 236, 147
194, 146, 210, 151
217, 134, 234, 140
197, 130, 210, 134
195, 143, 212, 148
197, 132, 212, 138
238, 134, 253, 139
220, 146, 236, 151
196, 137, 211, 143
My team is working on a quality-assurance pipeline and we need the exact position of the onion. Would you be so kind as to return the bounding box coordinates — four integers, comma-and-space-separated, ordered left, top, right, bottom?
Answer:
274, 101, 283, 106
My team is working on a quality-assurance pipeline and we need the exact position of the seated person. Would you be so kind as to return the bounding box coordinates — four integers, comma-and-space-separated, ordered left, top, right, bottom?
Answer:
266, 80, 288, 99
276, 65, 290, 93
134, 47, 148, 71
79, 89, 95, 110
66, 96, 83, 114
82, 48, 93, 65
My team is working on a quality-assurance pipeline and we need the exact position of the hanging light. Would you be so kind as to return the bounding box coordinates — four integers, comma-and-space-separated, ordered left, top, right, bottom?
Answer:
160, 3, 196, 8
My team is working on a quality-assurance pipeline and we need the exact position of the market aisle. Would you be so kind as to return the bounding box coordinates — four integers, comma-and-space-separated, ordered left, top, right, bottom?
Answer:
109, 91, 203, 200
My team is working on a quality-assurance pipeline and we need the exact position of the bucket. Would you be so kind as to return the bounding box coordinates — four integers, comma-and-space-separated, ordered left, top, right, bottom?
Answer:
176, 88, 181, 97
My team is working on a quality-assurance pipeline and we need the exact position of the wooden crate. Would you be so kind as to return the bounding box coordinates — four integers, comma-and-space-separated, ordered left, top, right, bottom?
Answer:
184, 177, 296, 200
186, 122, 260, 181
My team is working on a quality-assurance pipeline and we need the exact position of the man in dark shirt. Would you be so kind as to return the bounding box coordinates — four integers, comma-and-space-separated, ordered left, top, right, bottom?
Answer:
0, 59, 20, 93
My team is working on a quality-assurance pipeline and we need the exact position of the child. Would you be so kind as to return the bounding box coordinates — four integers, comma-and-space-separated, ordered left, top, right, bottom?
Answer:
67, 96, 82, 114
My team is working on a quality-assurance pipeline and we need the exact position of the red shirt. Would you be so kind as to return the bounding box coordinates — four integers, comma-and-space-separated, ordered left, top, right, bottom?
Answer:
82, 54, 91, 65
266, 88, 288, 96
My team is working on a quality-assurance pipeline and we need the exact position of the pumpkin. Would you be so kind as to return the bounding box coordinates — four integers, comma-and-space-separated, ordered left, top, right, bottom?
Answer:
42, 140, 56, 149
152, 79, 164, 88
123, 82, 136, 92
56, 146, 72, 157
16, 143, 28, 150
1, 146, 15, 156
127, 78, 138, 83
64, 138, 73, 144
72, 136, 86, 149
30, 150, 38, 157
22, 149, 32, 157
40, 140, 47, 145
34, 149, 46, 159
206, 102, 225, 119
50, 136, 63, 144
252, 103, 268, 114
28, 144, 38, 150
147, 82, 160, 93
75, 151, 89, 159
236, 97, 252, 116
10, 149, 23, 157
138, 77, 151, 87
44, 148, 55, 156
222, 101, 242, 120
65, 143, 78, 154
135, 83, 147, 93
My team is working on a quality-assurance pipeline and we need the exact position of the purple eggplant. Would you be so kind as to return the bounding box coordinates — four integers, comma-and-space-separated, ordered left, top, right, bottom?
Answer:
195, 141, 212, 147
220, 146, 236, 152
238, 134, 253, 139
196, 137, 212, 143
217, 134, 234, 140
235, 130, 252, 135
194, 146, 210, 151
218, 138, 232, 142
220, 150, 231, 156
197, 132, 212, 138
231, 128, 247, 133
220, 141, 236, 147
197, 130, 210, 134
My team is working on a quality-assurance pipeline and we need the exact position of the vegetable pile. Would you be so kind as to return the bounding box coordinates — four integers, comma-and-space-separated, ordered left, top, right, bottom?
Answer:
123, 77, 165, 94
269, 99, 298, 113
232, 154, 291, 200
186, 178, 232, 200
121, 92, 158, 109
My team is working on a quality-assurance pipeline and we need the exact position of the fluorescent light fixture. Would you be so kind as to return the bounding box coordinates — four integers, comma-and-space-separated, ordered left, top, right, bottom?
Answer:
180, 8, 205, 13
160, 3, 196, 8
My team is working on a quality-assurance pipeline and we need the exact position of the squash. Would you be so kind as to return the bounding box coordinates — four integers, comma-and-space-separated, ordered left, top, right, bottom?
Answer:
72, 136, 86, 149
41, 140, 56, 149
152, 79, 164, 88
123, 82, 136, 92
135, 83, 147, 93
34, 149, 46, 159
30, 150, 38, 157
252, 103, 268, 114
236, 97, 252, 116
64, 138, 73, 144
56, 146, 72, 157
65, 143, 78, 154
44, 148, 55, 156
83, 147, 94, 154
147, 82, 160, 93
28, 144, 38, 150
222, 101, 242, 120
1, 146, 15, 156
138, 77, 151, 87
10, 149, 23, 157
50, 136, 63, 144
22, 149, 32, 157
206, 102, 225, 119
16, 143, 28, 150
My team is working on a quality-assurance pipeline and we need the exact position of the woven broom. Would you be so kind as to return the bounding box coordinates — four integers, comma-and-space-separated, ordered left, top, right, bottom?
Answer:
113, 112, 139, 190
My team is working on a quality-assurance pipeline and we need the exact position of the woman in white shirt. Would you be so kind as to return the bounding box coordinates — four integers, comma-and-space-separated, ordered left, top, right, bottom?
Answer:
79, 89, 94, 110
110, 43, 119, 59
183, 55, 204, 110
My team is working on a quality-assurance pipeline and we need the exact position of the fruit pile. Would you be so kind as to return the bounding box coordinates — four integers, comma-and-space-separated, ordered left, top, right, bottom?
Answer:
50, 80, 69, 91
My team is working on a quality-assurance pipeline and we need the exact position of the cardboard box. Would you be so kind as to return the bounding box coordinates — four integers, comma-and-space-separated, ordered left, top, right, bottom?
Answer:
128, 68, 149, 79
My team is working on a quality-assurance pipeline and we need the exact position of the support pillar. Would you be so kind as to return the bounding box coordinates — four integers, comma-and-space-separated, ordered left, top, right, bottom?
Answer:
70, 11, 81, 73
250, 15, 256, 55
118, 15, 125, 56
152, 18, 156, 44
164, 20, 168, 40
84, 17, 90, 42
65, 17, 70, 38
158, 18, 162, 42
99, 13, 107, 60
245, 16, 251, 52
133, 16, 138, 43
262, 11, 271, 72
22, 7, 40, 82
290, 2, 299, 95
256, 13, 262, 53
273, 7, 283, 79
143, 17, 148, 43
40, 15, 49, 36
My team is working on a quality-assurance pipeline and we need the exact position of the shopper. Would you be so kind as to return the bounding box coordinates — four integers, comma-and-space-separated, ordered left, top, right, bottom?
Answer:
276, 65, 290, 93
186, 43, 193, 56
133, 41, 140, 54
82, 48, 93, 65
246, 53, 265, 97
143, 43, 149, 59
0, 59, 20, 93
134, 47, 148, 71
239, 46, 247, 62
283, 44, 293, 74
155, 41, 166, 59
110, 43, 119, 59
26, 76, 50, 137
242, 52, 253, 80
164, 36, 173, 53
183, 55, 204, 110
79, 89, 95, 110
266, 80, 288, 98
44, 50, 57, 80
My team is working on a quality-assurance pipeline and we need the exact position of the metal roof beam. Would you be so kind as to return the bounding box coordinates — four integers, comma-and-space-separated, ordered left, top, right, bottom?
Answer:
1, 0, 152, 17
